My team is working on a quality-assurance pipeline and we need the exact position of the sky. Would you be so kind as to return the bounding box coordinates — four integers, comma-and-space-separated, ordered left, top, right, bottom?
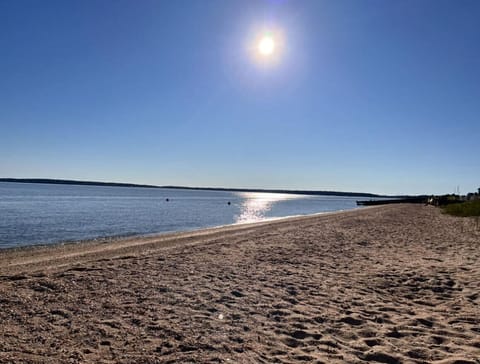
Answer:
1, 0, 479, 195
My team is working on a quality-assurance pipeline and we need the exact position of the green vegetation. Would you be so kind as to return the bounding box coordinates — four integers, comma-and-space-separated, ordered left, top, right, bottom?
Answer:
443, 200, 480, 217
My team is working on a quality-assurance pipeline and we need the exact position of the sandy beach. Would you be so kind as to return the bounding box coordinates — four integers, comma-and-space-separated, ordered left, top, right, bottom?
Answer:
0, 204, 479, 363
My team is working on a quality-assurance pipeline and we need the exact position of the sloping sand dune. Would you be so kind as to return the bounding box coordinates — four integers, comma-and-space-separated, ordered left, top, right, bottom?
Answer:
0, 205, 479, 363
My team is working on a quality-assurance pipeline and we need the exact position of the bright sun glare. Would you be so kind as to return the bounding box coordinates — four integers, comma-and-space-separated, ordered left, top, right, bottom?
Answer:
248, 27, 284, 66
258, 36, 275, 56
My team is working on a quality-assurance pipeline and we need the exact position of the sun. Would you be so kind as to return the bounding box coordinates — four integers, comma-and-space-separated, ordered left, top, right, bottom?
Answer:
247, 27, 284, 66
258, 36, 275, 56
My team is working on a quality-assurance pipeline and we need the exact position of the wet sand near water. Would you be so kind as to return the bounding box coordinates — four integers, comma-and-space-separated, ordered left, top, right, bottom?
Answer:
0, 204, 479, 363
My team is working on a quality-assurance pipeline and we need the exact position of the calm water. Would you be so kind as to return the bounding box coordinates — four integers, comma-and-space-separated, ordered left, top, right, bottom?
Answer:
0, 182, 363, 249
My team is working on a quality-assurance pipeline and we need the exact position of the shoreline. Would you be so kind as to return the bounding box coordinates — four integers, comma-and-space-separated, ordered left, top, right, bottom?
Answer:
0, 206, 372, 276
1, 204, 479, 363
0, 206, 360, 252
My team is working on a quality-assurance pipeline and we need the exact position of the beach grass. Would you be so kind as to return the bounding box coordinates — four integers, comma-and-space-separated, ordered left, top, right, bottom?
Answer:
442, 200, 480, 217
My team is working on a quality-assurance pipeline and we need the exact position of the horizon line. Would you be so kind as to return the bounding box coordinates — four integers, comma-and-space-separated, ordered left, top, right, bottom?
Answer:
0, 177, 394, 198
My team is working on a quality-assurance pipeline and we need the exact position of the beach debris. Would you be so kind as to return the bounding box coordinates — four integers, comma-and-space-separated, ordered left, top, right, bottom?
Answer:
218, 313, 224, 320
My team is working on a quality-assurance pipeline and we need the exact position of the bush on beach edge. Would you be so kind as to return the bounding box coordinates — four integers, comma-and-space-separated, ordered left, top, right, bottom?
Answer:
442, 200, 480, 217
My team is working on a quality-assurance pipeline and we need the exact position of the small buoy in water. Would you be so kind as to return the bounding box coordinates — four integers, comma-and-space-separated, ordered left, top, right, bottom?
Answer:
227, 201, 231, 205
166, 198, 169, 202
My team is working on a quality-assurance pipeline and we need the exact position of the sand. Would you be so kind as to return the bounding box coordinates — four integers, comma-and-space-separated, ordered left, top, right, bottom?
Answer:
0, 204, 479, 363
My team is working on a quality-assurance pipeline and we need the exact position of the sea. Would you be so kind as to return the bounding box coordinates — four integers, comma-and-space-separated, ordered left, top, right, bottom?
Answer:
0, 182, 364, 249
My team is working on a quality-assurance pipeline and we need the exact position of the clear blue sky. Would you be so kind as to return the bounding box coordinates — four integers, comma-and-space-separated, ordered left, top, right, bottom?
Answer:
1, 0, 479, 195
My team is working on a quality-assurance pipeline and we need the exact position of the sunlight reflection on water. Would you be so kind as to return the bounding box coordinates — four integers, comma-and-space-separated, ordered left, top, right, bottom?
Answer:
234, 192, 304, 224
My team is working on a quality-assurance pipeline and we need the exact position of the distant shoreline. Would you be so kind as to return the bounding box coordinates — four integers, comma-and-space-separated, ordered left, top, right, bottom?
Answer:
0, 178, 159, 190
0, 178, 384, 198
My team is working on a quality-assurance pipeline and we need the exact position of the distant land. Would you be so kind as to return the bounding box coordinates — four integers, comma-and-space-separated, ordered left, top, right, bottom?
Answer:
161, 185, 383, 198
0, 178, 386, 198
0, 178, 160, 189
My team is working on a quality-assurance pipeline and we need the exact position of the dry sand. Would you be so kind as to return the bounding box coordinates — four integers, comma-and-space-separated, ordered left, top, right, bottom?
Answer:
0, 204, 479, 363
